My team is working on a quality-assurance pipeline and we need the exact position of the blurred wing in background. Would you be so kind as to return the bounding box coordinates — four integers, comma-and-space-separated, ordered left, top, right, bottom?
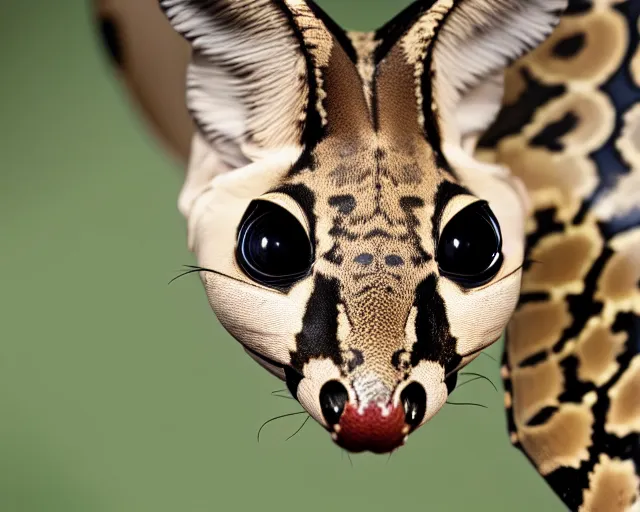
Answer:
95, 0, 193, 164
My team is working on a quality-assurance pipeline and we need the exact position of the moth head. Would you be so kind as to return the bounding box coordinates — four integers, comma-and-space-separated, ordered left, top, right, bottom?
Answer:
158, 0, 567, 453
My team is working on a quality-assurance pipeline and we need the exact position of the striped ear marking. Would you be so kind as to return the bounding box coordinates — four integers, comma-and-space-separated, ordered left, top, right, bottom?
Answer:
158, 0, 369, 167
373, 0, 568, 163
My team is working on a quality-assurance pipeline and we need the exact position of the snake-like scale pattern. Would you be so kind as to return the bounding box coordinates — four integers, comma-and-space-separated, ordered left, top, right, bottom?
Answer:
478, 2, 640, 509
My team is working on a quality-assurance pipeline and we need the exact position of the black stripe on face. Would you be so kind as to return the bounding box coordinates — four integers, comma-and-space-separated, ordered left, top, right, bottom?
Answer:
431, 180, 471, 252
289, 273, 344, 371
284, 366, 304, 399
271, 183, 317, 247
410, 274, 461, 374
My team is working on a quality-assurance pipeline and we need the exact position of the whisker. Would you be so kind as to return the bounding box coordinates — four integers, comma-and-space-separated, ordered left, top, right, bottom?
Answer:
168, 267, 202, 285
286, 415, 310, 441
271, 389, 288, 395
272, 394, 296, 401
346, 452, 354, 468
169, 265, 272, 291
480, 352, 498, 363
459, 372, 498, 392
257, 411, 307, 442
455, 376, 483, 390
446, 401, 488, 409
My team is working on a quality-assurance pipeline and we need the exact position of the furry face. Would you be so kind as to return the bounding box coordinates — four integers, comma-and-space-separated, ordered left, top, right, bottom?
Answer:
157, 0, 565, 453
95, 1, 640, 508
188, 134, 527, 452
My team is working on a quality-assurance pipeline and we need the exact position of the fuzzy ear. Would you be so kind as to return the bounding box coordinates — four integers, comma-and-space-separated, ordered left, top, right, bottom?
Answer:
159, 0, 369, 170
374, 0, 567, 166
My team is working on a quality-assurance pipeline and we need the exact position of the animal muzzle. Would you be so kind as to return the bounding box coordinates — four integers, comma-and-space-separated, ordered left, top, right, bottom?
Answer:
319, 380, 428, 453
334, 401, 408, 453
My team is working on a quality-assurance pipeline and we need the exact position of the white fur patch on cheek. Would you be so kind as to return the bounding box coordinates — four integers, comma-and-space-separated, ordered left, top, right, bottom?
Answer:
441, 270, 521, 356
410, 361, 448, 425
297, 359, 344, 426
203, 273, 301, 365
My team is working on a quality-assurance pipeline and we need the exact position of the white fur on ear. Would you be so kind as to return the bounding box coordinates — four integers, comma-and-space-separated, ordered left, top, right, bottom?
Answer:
178, 133, 233, 221
454, 72, 505, 147
431, 0, 567, 171
159, 0, 312, 169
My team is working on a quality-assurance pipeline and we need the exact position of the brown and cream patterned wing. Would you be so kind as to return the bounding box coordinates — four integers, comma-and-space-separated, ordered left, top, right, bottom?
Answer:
96, 0, 194, 163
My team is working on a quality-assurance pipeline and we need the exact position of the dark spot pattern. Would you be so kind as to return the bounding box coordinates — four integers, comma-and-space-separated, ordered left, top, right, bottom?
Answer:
530, 112, 579, 152
354, 253, 374, 266
479, 68, 566, 149
552, 33, 586, 58
328, 194, 357, 215
526, 406, 559, 427
385, 255, 405, 267
346, 349, 365, 372
399, 196, 433, 267
519, 351, 548, 368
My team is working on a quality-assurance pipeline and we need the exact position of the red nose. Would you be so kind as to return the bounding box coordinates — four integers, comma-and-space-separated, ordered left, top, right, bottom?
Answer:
334, 402, 408, 454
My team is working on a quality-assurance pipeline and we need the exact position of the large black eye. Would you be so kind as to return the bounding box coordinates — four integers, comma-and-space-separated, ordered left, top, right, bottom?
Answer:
236, 200, 313, 288
437, 201, 503, 288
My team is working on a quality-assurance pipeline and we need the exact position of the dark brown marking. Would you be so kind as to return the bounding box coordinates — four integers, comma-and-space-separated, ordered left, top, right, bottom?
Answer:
552, 33, 586, 59
354, 253, 374, 266
385, 255, 405, 267
328, 194, 357, 214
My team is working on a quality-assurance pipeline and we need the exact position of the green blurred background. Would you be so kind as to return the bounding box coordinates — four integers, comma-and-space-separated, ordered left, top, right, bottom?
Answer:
0, 1, 565, 511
